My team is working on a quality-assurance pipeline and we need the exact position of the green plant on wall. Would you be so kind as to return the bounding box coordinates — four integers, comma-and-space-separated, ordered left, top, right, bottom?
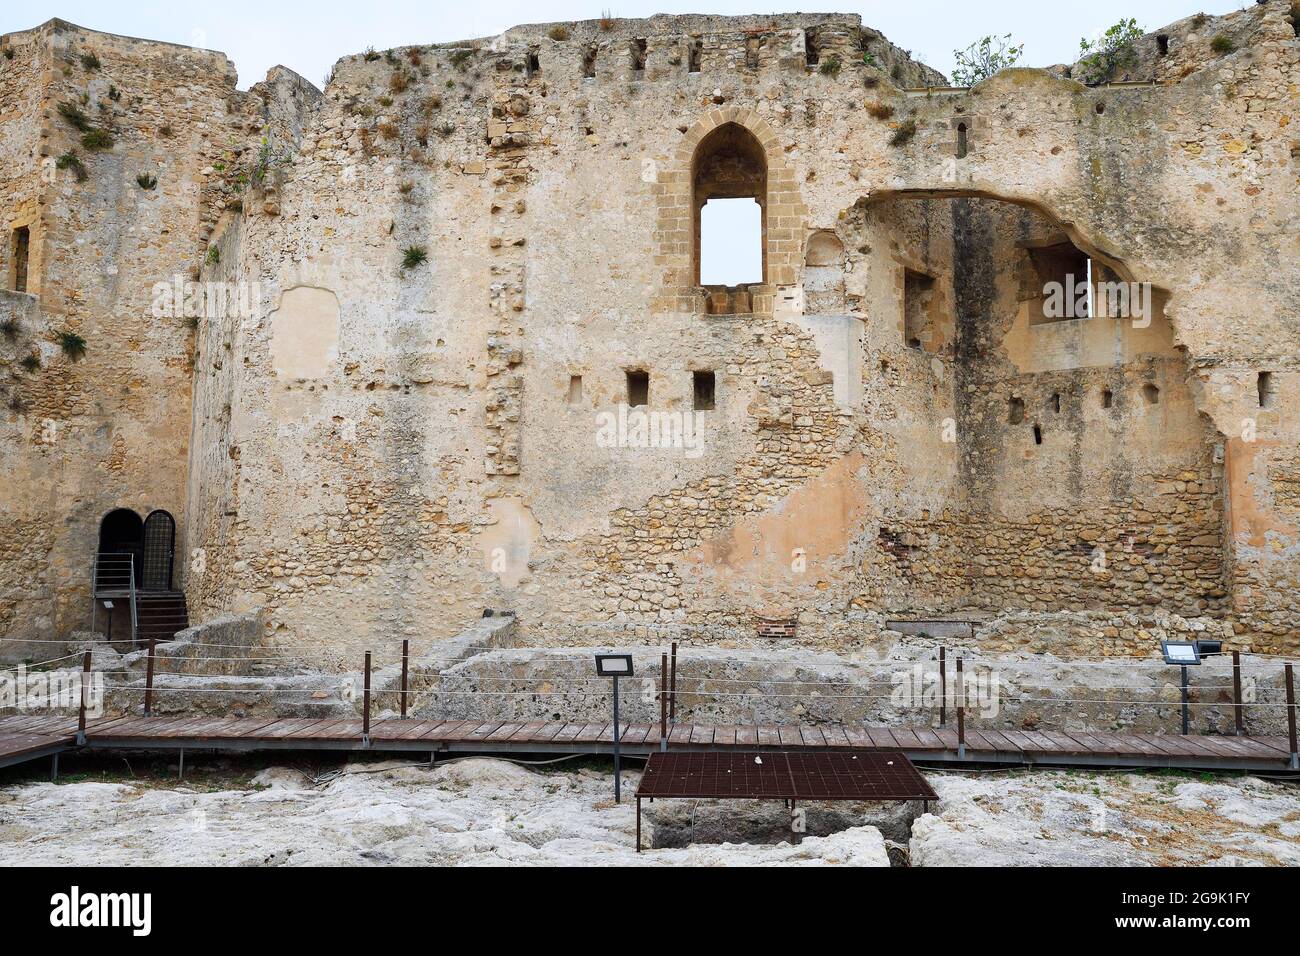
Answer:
401, 245, 428, 270
81, 128, 114, 151
818, 54, 842, 77
205, 247, 220, 266
79, 51, 100, 71
57, 330, 86, 360
56, 151, 87, 182
136, 173, 157, 190
19, 354, 40, 372
951, 34, 1024, 86
1076, 18, 1143, 86
57, 101, 92, 131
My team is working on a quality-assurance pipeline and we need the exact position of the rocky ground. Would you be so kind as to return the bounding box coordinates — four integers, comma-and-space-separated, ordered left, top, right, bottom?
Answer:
1, 756, 1296, 866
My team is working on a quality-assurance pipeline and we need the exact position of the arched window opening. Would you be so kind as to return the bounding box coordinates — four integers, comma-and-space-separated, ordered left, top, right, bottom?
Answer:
956, 122, 968, 159
142, 510, 176, 591
692, 122, 767, 314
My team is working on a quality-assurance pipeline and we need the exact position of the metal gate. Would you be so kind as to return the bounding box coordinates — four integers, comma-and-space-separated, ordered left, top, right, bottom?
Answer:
141, 510, 175, 591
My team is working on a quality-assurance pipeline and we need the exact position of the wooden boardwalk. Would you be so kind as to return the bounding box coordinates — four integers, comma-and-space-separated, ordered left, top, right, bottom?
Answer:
1, 713, 1296, 773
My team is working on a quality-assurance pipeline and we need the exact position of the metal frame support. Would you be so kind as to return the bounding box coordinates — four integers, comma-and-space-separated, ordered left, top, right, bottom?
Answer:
939, 646, 947, 727
659, 652, 668, 751
400, 639, 409, 720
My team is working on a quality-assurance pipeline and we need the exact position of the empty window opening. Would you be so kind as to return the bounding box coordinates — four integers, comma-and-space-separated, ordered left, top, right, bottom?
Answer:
1102, 389, 1114, 409
804, 31, 819, 67
1008, 397, 1025, 425
582, 46, 597, 78
567, 375, 583, 405
903, 269, 937, 351
693, 370, 716, 410
955, 122, 968, 159
745, 37, 760, 70
699, 199, 762, 286
626, 369, 649, 407
1257, 371, 1277, 409
525, 49, 541, 77
1032, 424, 1043, 445
1142, 383, 1160, 405
693, 122, 767, 297
688, 37, 702, 73
10, 226, 29, 293
630, 38, 647, 73
1026, 242, 1092, 323
1051, 392, 1061, 414
1156, 34, 1170, 56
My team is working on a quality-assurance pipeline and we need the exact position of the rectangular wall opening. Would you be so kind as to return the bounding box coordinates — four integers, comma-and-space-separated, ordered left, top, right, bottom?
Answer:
582, 46, 597, 78
688, 37, 702, 73
630, 38, 647, 73
692, 370, 716, 410
699, 198, 762, 286
626, 369, 649, 407
10, 226, 29, 293
1026, 242, 1092, 323
567, 375, 583, 405
1258, 371, 1277, 409
903, 268, 936, 350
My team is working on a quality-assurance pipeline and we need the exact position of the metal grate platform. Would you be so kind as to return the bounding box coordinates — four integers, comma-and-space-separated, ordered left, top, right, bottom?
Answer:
636, 750, 938, 801
633, 750, 937, 851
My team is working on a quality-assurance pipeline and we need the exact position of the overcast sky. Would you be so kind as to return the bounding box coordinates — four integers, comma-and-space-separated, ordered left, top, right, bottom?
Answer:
4, 1, 1248, 90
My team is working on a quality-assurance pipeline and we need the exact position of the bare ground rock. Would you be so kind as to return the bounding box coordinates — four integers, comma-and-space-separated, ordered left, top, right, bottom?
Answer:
910, 771, 1300, 867
0, 758, 888, 867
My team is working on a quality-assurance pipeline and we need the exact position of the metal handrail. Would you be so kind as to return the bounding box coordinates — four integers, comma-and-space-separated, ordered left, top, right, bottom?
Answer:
90, 551, 141, 645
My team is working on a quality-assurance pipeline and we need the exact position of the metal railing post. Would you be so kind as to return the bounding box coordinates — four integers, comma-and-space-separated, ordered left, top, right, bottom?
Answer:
76, 651, 91, 745
144, 636, 156, 716
400, 639, 409, 720
669, 641, 678, 724
1233, 650, 1244, 736
659, 652, 668, 750
1286, 664, 1298, 771
363, 651, 372, 745
939, 646, 947, 727
956, 656, 965, 759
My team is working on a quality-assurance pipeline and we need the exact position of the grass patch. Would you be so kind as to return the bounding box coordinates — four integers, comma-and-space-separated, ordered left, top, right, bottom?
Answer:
1210, 34, 1235, 55
56, 151, 87, 182
865, 101, 895, 120
19, 354, 41, 372
547, 25, 570, 41
205, 247, 220, 266
57, 101, 92, 131
0, 317, 18, 339
79, 51, 101, 71
888, 118, 917, 147
818, 54, 842, 77
401, 245, 428, 270
57, 330, 86, 360
81, 128, 114, 151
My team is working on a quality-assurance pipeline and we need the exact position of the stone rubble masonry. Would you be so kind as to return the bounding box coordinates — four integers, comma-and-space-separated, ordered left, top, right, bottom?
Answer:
1, 4, 1297, 662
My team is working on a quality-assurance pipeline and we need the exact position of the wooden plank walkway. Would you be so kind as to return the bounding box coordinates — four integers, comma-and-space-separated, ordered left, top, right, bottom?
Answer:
0, 714, 1295, 773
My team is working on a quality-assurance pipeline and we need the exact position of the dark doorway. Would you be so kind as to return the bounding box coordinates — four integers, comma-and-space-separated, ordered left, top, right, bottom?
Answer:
97, 508, 144, 592
142, 510, 176, 591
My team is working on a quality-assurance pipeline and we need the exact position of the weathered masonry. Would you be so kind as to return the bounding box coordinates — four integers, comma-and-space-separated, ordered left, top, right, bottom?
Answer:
1, 6, 1298, 660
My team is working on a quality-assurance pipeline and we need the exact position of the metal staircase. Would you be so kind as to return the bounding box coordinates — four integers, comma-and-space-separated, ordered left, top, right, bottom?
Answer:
91, 554, 190, 648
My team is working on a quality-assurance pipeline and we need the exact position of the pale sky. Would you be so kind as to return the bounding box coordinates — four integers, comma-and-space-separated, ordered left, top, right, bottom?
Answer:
3, 1, 1248, 90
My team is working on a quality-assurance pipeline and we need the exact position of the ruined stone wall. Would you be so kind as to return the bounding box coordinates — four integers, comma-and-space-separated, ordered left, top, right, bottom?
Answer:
6, 5, 1299, 658
0, 19, 287, 655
